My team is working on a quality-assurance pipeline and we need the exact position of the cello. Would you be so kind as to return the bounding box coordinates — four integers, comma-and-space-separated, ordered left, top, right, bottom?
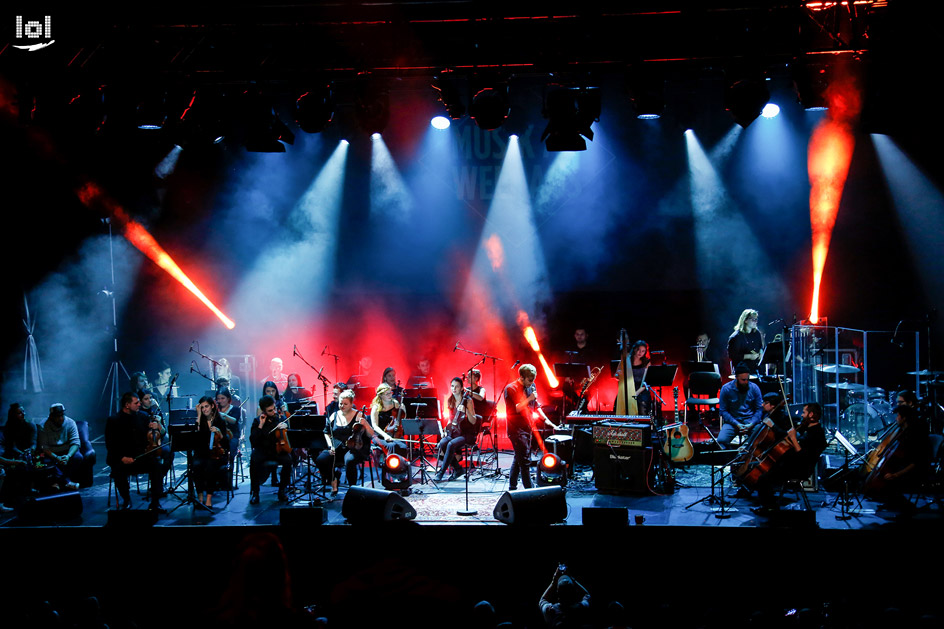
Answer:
732, 393, 798, 489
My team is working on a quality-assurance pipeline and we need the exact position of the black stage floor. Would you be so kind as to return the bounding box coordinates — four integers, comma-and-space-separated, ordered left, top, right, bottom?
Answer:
3, 446, 942, 628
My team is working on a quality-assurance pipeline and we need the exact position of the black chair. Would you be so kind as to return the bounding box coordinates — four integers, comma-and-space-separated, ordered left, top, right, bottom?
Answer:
684, 371, 722, 424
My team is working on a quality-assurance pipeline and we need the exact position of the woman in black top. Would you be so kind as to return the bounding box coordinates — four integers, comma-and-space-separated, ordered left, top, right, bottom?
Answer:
316, 390, 373, 496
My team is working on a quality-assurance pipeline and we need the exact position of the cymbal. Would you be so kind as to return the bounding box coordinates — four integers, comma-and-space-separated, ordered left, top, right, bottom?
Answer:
906, 369, 944, 377
826, 382, 866, 391
815, 364, 861, 374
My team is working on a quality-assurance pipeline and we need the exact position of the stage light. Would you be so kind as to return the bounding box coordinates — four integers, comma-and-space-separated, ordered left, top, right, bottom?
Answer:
371, 132, 381, 141
541, 86, 600, 152
793, 61, 831, 112
537, 452, 567, 487
241, 89, 295, 152
381, 454, 411, 491
725, 78, 770, 128
295, 85, 334, 133
355, 75, 390, 135
431, 116, 451, 130
761, 103, 781, 118
509, 134, 519, 141
627, 70, 664, 120
470, 85, 509, 130
432, 74, 467, 119
340, 139, 349, 146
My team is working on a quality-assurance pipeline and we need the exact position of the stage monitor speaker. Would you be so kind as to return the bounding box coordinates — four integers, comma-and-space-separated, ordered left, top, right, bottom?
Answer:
593, 446, 653, 494
341, 486, 417, 523
493, 486, 567, 525
581, 506, 629, 527
280, 506, 326, 527
18, 491, 83, 524
105, 508, 157, 528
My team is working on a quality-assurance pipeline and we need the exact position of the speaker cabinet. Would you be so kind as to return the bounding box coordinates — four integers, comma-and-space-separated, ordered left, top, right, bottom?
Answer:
493, 486, 567, 525
341, 487, 417, 523
592, 446, 654, 494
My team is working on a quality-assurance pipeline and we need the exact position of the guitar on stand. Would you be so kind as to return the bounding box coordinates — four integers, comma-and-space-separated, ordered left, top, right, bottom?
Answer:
663, 387, 695, 463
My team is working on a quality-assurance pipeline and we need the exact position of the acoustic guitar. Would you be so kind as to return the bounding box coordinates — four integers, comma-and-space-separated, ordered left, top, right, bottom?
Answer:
663, 386, 694, 462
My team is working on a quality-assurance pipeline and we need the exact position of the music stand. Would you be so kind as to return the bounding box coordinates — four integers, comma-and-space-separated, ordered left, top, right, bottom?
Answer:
827, 429, 864, 519
472, 400, 501, 478
165, 425, 202, 513
554, 363, 590, 417
681, 360, 717, 376
287, 414, 328, 504
402, 416, 442, 485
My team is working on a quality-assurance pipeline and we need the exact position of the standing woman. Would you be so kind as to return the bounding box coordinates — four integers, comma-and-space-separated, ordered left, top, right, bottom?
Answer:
370, 383, 408, 459
727, 309, 764, 374
316, 390, 373, 496
193, 396, 232, 509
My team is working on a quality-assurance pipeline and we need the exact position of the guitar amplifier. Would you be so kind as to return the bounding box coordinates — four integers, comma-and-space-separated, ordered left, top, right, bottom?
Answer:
593, 446, 654, 494
592, 422, 651, 448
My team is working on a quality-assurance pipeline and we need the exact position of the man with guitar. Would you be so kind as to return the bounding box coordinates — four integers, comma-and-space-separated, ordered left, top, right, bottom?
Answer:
504, 364, 559, 490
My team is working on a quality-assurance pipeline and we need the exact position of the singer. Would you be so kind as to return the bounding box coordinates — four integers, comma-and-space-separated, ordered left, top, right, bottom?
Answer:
727, 309, 765, 375
503, 363, 554, 491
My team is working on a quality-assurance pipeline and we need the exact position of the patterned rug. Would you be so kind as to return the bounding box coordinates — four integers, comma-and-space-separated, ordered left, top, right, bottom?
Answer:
408, 490, 502, 523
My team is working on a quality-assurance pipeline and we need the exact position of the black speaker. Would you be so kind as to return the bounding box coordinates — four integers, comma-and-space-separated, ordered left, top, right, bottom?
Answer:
18, 491, 83, 524
280, 506, 326, 526
581, 506, 629, 527
493, 486, 567, 525
341, 486, 417, 523
592, 446, 653, 494
105, 508, 157, 528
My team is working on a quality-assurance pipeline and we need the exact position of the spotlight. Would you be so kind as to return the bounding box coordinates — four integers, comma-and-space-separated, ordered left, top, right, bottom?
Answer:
430, 115, 451, 130
537, 452, 567, 487
725, 78, 770, 128
381, 453, 411, 491
627, 70, 664, 119
792, 61, 830, 112
432, 74, 466, 119
136, 89, 168, 131
240, 88, 295, 152
295, 85, 334, 133
469, 85, 509, 130
355, 76, 390, 135
761, 103, 781, 118
174, 89, 227, 147
371, 132, 381, 140
540, 86, 600, 152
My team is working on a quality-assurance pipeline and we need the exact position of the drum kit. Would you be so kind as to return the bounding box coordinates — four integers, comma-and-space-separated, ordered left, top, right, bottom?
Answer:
818, 363, 944, 444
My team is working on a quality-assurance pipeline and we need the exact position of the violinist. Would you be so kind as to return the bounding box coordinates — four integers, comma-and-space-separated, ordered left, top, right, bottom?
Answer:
370, 383, 408, 459
104, 393, 165, 512
316, 390, 373, 496
324, 382, 348, 418
381, 367, 402, 397
249, 395, 294, 504
867, 404, 931, 511
258, 381, 288, 417
215, 388, 246, 455
282, 373, 312, 405
138, 390, 171, 493
718, 363, 763, 449
504, 364, 546, 491
193, 396, 233, 509
751, 403, 827, 514
435, 377, 478, 482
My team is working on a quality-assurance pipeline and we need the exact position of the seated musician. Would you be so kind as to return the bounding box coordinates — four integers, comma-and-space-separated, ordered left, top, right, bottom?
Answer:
435, 377, 479, 482
138, 390, 172, 495
866, 404, 931, 512
193, 396, 233, 509
718, 363, 763, 449
105, 393, 165, 512
324, 382, 348, 418
1, 403, 37, 510
215, 387, 246, 455
316, 390, 373, 496
282, 373, 312, 406
752, 402, 828, 513
370, 383, 408, 460
35, 403, 83, 492
249, 395, 294, 504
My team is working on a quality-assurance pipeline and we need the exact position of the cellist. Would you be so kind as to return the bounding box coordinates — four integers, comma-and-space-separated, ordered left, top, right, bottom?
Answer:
249, 395, 294, 505
865, 404, 930, 512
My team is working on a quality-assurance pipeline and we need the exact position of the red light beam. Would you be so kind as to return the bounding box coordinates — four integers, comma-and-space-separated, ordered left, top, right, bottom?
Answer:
77, 182, 235, 330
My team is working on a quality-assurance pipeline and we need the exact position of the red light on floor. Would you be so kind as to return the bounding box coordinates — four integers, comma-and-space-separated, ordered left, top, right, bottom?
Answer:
542, 454, 558, 469
385, 454, 401, 470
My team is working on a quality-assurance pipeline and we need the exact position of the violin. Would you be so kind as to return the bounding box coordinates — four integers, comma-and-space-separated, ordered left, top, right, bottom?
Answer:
274, 408, 292, 455
210, 425, 227, 460
447, 390, 472, 438
346, 407, 367, 452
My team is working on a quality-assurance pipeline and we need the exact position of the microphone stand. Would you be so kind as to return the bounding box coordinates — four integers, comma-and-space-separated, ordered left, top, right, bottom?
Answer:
190, 342, 222, 389
294, 345, 331, 413
456, 343, 505, 457
322, 346, 341, 385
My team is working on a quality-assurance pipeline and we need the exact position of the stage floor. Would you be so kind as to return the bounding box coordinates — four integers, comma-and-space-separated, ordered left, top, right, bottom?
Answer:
2, 445, 938, 529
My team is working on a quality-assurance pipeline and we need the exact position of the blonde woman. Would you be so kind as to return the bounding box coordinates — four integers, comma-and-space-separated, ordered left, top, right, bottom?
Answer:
727, 309, 764, 374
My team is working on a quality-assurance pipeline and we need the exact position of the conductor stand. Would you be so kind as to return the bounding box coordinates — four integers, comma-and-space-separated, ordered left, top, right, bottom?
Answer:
165, 426, 205, 514
287, 414, 329, 505
826, 429, 865, 519
402, 404, 441, 486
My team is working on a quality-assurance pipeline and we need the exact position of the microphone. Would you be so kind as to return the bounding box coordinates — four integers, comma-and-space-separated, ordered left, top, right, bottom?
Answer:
511, 359, 521, 370
293, 344, 297, 357
453, 342, 459, 352
189, 361, 195, 373
189, 342, 195, 353
170, 372, 179, 386
321, 345, 328, 356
